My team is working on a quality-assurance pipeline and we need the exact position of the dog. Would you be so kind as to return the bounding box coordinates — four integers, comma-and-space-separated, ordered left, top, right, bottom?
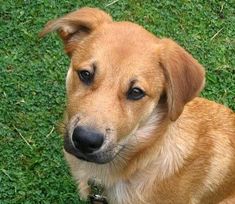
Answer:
40, 7, 235, 204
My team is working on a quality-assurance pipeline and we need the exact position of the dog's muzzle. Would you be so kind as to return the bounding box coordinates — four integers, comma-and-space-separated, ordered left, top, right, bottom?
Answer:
64, 126, 117, 164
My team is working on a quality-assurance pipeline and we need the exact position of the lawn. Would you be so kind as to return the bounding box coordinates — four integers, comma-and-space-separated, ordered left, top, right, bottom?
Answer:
0, 0, 234, 203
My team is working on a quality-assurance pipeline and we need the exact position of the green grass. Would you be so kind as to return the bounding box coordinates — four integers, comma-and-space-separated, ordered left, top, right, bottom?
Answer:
1, 0, 234, 203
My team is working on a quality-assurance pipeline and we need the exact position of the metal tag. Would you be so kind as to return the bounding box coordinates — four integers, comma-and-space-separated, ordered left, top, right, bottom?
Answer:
89, 194, 108, 204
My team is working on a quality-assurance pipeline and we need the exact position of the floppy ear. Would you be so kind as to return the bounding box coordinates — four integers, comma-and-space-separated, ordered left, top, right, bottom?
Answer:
39, 7, 112, 55
158, 39, 205, 121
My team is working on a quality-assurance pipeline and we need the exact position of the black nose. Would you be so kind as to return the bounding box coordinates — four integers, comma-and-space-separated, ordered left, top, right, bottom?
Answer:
72, 126, 104, 154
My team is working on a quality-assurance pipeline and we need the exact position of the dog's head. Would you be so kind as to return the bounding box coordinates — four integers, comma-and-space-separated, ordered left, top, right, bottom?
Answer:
41, 8, 205, 164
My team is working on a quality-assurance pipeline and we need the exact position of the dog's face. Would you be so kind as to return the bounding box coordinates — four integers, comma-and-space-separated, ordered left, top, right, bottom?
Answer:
64, 23, 165, 163
41, 8, 205, 164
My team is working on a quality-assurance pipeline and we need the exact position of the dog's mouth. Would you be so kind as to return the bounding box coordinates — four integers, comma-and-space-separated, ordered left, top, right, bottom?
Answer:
63, 134, 123, 164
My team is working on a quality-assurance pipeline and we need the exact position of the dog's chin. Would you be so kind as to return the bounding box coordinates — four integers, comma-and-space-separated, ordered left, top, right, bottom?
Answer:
63, 136, 117, 164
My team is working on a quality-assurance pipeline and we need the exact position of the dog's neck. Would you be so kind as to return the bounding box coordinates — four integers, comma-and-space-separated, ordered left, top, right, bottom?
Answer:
107, 109, 196, 185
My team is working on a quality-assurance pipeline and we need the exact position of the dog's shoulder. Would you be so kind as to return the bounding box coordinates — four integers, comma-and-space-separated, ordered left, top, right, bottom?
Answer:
183, 97, 235, 126
179, 97, 235, 147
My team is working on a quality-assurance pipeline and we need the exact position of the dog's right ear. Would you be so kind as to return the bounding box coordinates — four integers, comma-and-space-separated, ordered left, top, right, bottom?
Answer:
39, 7, 112, 56
158, 39, 205, 121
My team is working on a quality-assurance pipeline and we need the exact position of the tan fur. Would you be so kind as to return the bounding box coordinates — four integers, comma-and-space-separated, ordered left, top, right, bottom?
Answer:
41, 8, 235, 204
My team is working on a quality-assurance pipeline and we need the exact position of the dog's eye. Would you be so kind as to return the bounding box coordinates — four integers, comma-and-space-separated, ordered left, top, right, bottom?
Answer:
78, 70, 93, 85
127, 87, 146, 100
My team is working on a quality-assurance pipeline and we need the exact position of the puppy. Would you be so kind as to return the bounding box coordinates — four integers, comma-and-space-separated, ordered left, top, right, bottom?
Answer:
41, 7, 235, 204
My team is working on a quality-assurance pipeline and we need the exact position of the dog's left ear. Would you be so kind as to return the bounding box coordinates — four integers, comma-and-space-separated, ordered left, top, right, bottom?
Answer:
158, 39, 205, 121
39, 7, 112, 56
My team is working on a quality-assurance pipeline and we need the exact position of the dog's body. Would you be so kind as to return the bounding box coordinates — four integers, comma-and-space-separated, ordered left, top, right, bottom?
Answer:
41, 8, 235, 204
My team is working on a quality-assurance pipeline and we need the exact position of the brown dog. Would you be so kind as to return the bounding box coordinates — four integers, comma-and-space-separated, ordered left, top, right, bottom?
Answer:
41, 7, 235, 204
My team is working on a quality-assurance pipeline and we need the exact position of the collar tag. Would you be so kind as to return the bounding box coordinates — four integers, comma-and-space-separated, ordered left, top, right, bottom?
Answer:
89, 194, 108, 204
